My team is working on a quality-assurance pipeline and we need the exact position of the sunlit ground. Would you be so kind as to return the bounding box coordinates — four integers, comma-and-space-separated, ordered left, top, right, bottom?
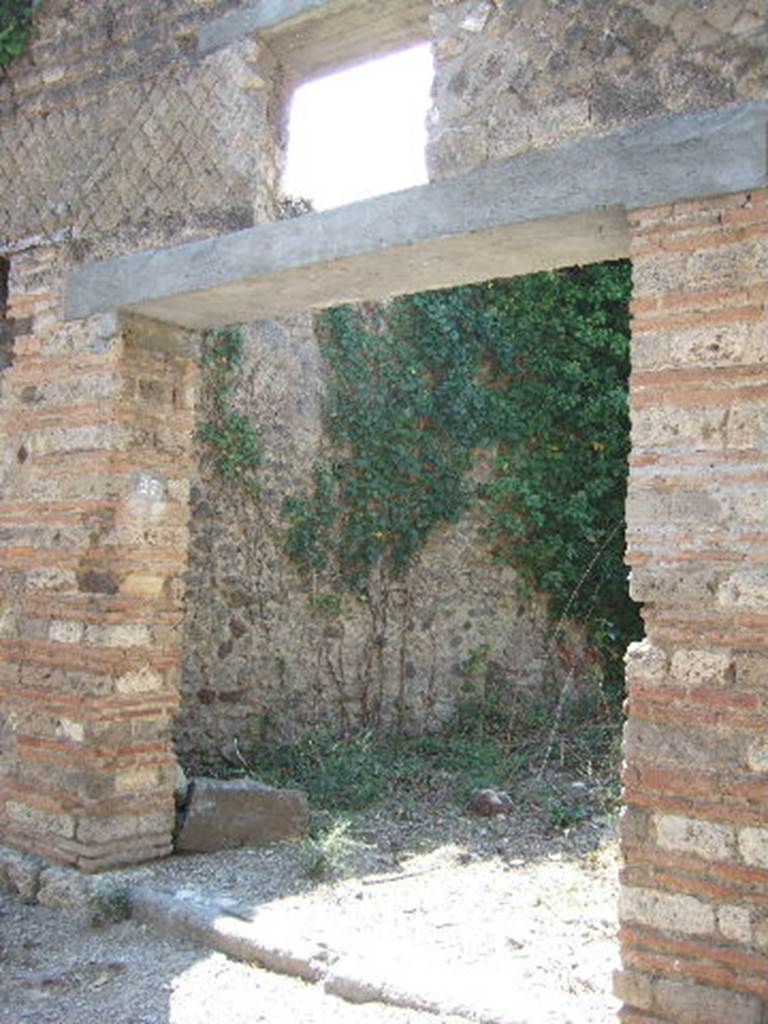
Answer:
151, 825, 621, 1023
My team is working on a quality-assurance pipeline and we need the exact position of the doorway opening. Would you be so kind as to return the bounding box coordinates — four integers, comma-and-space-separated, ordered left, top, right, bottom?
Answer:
178, 257, 639, 1020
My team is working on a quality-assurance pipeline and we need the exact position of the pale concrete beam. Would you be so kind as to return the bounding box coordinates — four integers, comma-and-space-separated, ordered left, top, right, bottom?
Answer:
198, 0, 348, 53
198, 0, 432, 81
66, 102, 768, 331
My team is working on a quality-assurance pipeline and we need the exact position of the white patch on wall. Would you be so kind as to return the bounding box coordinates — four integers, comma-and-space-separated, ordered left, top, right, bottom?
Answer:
283, 43, 433, 211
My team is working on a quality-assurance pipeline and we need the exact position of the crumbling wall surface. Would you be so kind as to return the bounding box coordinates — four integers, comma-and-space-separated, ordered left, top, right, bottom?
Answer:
0, 243, 200, 869
0, 0, 284, 257
427, 0, 767, 178
178, 316, 557, 759
618, 191, 768, 1021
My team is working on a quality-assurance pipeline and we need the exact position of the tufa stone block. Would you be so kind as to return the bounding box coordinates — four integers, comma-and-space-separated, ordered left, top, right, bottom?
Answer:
613, 967, 653, 1011
738, 827, 768, 869
37, 866, 91, 910
175, 777, 309, 853
670, 649, 732, 688
717, 904, 753, 946
653, 977, 764, 1024
655, 813, 735, 862
619, 885, 715, 937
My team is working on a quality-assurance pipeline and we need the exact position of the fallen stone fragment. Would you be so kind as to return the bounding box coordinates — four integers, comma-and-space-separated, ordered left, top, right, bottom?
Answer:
470, 789, 513, 816
175, 777, 309, 853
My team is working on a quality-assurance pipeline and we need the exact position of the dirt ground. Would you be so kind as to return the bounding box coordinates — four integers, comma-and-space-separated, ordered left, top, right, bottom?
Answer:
1, 791, 621, 1024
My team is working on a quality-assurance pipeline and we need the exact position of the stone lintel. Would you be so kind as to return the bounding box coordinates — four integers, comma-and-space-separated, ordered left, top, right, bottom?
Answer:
197, 0, 432, 80
66, 102, 768, 331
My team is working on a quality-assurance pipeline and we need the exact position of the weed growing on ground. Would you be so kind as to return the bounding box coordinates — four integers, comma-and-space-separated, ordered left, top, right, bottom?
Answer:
89, 885, 132, 927
242, 684, 623, 831
249, 730, 389, 811
299, 817, 359, 880
247, 727, 511, 811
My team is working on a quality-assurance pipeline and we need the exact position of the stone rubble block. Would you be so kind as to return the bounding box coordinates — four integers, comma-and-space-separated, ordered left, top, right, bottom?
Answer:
35, 867, 127, 914
175, 777, 309, 853
0, 846, 44, 902
0, 847, 132, 921
36, 866, 92, 910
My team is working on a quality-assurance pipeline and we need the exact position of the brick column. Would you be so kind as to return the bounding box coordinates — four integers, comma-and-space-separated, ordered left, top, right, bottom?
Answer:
617, 190, 768, 1023
0, 244, 199, 870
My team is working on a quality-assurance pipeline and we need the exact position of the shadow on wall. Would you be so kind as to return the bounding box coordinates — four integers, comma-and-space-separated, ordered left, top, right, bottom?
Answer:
0, 258, 14, 372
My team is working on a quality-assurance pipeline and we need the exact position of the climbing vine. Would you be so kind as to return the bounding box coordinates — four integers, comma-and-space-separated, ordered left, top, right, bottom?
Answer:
0, 0, 41, 70
283, 262, 642, 682
283, 292, 496, 592
483, 263, 643, 685
199, 326, 262, 497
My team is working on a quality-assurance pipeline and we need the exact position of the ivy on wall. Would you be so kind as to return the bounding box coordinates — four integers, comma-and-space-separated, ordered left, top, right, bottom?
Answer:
0, 0, 41, 70
283, 292, 496, 592
482, 262, 643, 684
283, 261, 642, 682
199, 326, 262, 497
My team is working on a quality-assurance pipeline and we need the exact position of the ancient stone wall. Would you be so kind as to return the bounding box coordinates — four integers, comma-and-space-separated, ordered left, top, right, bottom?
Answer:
178, 315, 560, 759
0, 0, 284, 257
427, 0, 767, 178
1, 8, 766, 1023
0, 0, 567, 854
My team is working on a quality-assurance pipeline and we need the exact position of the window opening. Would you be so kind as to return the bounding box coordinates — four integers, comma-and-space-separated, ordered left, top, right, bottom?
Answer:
282, 43, 433, 211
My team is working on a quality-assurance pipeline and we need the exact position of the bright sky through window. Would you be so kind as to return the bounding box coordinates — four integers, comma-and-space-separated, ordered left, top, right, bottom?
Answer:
282, 44, 433, 211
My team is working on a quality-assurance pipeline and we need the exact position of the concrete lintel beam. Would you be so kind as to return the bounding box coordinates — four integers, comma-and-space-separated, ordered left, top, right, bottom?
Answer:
66, 102, 768, 331
197, 0, 432, 80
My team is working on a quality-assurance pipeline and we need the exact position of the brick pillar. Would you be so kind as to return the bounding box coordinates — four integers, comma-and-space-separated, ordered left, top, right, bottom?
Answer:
617, 190, 768, 1023
0, 244, 199, 870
